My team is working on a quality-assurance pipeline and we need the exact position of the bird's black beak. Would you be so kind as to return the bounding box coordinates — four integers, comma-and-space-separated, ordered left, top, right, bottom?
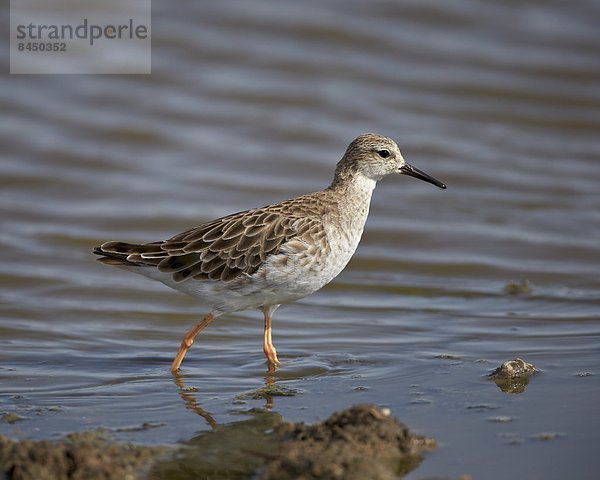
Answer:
400, 163, 446, 190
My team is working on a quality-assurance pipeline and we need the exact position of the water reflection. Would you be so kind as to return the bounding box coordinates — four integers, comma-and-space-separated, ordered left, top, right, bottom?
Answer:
150, 407, 283, 480
234, 370, 304, 410
491, 376, 533, 395
172, 371, 218, 429
172, 365, 299, 430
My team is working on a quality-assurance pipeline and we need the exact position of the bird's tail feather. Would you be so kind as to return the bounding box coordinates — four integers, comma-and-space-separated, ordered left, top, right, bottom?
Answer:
93, 241, 164, 266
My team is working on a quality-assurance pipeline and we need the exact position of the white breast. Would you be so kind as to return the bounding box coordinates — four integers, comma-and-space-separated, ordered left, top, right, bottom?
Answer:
321, 174, 374, 283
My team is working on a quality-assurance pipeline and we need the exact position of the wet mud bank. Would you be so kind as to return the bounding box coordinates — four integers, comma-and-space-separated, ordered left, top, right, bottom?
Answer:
0, 430, 169, 480
1, 404, 434, 480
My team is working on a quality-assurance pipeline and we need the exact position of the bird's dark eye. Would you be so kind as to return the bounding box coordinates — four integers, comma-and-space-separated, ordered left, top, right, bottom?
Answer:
377, 149, 391, 159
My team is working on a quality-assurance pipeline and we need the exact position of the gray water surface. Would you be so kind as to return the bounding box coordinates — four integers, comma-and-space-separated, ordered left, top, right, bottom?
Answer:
1, 1, 600, 479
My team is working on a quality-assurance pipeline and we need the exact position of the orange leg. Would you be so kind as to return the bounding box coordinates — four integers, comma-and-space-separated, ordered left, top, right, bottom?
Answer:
263, 310, 281, 367
171, 313, 215, 373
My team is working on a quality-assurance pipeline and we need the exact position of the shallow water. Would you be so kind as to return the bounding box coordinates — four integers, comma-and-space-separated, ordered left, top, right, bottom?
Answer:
1, 1, 600, 478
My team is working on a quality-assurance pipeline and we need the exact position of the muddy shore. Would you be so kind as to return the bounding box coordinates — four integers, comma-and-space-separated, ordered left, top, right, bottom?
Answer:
1, 404, 434, 480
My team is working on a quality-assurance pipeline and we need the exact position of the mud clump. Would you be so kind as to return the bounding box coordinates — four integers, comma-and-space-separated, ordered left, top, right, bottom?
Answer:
1, 413, 23, 424
488, 358, 538, 394
503, 279, 532, 295
0, 430, 168, 480
0, 405, 434, 480
260, 404, 435, 480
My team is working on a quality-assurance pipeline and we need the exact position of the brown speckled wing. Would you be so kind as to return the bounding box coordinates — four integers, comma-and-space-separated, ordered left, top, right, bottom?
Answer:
99, 196, 330, 283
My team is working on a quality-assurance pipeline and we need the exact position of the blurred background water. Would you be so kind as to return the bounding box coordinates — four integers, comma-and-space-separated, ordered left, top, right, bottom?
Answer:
1, 1, 600, 478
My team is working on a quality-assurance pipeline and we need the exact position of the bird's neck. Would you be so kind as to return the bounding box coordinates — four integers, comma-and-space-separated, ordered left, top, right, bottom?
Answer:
326, 171, 376, 237
328, 170, 377, 201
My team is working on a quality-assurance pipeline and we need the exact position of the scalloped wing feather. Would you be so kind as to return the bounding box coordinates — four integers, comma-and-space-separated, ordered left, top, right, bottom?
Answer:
95, 192, 332, 284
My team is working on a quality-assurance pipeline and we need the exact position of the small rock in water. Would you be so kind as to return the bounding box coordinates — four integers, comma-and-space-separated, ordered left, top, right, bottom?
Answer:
533, 432, 562, 441
504, 279, 532, 295
489, 358, 538, 379
488, 358, 538, 394
1, 413, 23, 424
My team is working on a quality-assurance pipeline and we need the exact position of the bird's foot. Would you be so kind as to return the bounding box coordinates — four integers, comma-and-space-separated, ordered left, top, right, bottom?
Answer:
264, 345, 281, 368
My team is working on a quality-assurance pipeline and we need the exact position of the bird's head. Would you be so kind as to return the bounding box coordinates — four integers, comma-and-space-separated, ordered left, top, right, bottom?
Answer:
333, 133, 446, 189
